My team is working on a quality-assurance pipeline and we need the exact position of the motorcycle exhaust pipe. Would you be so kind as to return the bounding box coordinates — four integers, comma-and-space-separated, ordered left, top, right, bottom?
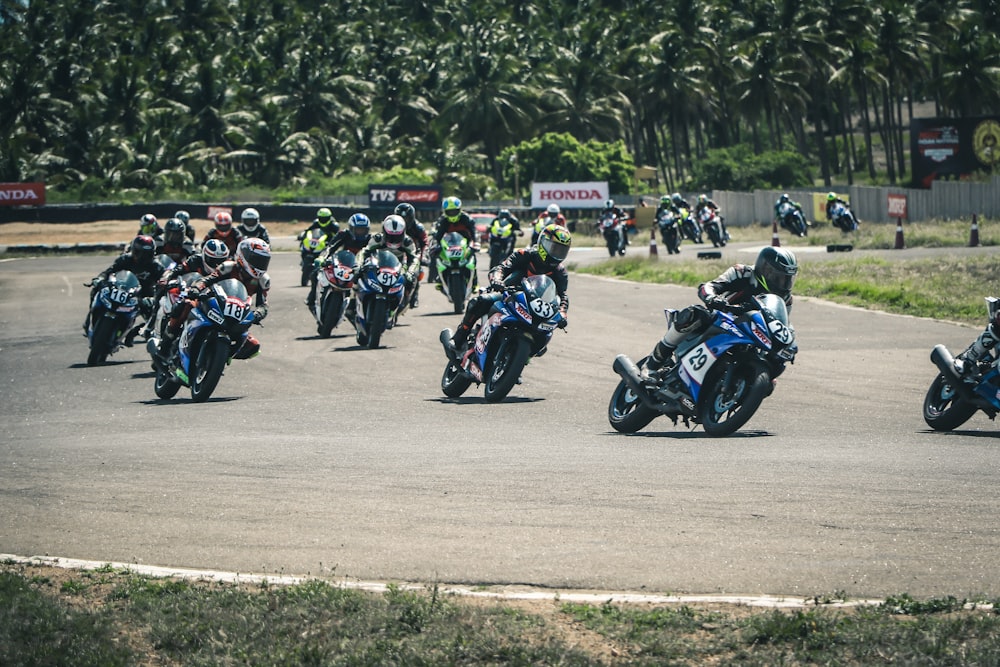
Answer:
930, 344, 962, 383
145, 337, 160, 357
612, 354, 665, 410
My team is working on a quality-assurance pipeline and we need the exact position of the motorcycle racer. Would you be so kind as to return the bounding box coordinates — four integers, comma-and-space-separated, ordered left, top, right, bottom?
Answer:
237, 207, 270, 244
394, 202, 428, 308
83, 234, 165, 339
203, 211, 244, 255
305, 213, 372, 311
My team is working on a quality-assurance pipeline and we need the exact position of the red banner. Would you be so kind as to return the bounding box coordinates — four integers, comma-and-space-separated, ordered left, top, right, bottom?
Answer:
0, 182, 45, 206
887, 194, 907, 219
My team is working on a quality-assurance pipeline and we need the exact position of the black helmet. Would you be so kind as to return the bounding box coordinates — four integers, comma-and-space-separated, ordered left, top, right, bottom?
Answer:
754, 247, 798, 299
130, 234, 156, 264
498, 208, 511, 220
164, 217, 186, 244
394, 202, 416, 223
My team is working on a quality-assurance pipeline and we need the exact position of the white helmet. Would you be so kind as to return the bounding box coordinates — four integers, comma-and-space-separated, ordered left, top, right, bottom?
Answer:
240, 207, 260, 231
546, 203, 560, 216
382, 214, 407, 249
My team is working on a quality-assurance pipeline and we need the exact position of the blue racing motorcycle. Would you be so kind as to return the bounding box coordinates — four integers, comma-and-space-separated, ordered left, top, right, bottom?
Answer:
353, 249, 408, 349
609, 293, 797, 436
85, 270, 142, 366
439, 274, 564, 402
148, 278, 257, 402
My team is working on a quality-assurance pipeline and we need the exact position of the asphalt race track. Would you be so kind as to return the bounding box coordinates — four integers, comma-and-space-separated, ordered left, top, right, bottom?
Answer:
1, 249, 998, 600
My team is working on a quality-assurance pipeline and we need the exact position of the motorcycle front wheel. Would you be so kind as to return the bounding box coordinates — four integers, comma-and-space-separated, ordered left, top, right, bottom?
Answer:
87, 317, 115, 366
698, 360, 771, 436
318, 290, 343, 338
190, 337, 229, 402
608, 378, 659, 433
366, 299, 388, 349
923, 373, 977, 431
300, 256, 312, 287
449, 273, 466, 314
483, 335, 531, 402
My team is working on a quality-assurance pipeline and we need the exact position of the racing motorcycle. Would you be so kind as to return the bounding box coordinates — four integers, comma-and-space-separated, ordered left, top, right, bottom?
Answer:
439, 274, 564, 402
699, 207, 728, 247
598, 211, 626, 256
829, 202, 859, 232
299, 228, 330, 287
777, 201, 809, 237
85, 270, 143, 366
488, 218, 519, 269
436, 231, 478, 314
923, 297, 1000, 431
678, 207, 704, 244
656, 210, 681, 255
353, 249, 408, 349
150, 271, 202, 338
608, 293, 797, 436
147, 279, 257, 402
313, 249, 357, 338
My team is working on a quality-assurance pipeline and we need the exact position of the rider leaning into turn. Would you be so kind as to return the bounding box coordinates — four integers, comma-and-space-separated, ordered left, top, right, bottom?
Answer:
774, 193, 806, 227
644, 246, 799, 374
83, 234, 165, 340
446, 224, 572, 352
693, 193, 730, 240
142, 239, 231, 338
825, 192, 861, 229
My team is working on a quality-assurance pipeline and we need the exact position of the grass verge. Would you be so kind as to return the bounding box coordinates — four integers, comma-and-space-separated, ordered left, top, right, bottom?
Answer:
3, 563, 1000, 666
575, 254, 998, 326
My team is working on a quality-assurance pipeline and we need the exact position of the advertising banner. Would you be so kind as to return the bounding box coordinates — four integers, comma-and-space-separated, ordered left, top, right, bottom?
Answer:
0, 182, 45, 206
531, 181, 609, 209
887, 194, 908, 219
911, 116, 1000, 188
368, 184, 443, 210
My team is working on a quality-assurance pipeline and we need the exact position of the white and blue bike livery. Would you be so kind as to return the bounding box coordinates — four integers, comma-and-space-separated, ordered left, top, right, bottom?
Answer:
610, 293, 797, 436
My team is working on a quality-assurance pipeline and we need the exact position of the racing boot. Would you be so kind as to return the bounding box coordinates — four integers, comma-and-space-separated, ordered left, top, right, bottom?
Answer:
449, 323, 471, 353
955, 329, 998, 380
644, 340, 675, 376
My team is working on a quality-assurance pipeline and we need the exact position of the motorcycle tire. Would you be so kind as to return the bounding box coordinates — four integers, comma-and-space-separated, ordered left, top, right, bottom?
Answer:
87, 317, 116, 366
318, 290, 343, 338
153, 364, 181, 400
366, 299, 388, 349
190, 337, 229, 402
698, 360, 771, 436
483, 335, 531, 402
608, 378, 659, 433
923, 373, 977, 431
449, 273, 466, 314
606, 236, 617, 257
300, 259, 312, 287
441, 360, 473, 398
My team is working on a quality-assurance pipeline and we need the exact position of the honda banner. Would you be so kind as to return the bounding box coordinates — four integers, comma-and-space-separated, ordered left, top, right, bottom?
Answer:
531, 181, 609, 209
0, 182, 45, 206
368, 184, 443, 210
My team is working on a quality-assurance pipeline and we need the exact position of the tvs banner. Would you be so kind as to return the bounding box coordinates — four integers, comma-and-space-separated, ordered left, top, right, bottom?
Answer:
531, 181, 609, 209
368, 184, 443, 210
0, 182, 45, 206
911, 116, 1000, 188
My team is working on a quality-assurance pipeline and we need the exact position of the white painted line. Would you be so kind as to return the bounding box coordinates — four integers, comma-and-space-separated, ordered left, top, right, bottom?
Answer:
1, 553, 900, 610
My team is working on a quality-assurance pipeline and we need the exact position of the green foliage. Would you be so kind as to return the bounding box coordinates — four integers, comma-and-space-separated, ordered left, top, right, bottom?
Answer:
687, 145, 813, 190
502, 133, 636, 194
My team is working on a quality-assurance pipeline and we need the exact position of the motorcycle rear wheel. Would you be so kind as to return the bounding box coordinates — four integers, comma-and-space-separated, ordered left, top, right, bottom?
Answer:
698, 361, 771, 436
191, 338, 229, 402
608, 378, 659, 433
441, 361, 472, 398
87, 317, 115, 366
484, 335, 531, 402
923, 373, 977, 431
318, 290, 343, 338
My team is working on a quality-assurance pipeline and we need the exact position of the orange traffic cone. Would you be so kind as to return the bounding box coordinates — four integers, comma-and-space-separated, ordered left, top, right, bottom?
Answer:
893, 218, 905, 249
969, 214, 980, 247
771, 219, 780, 247
648, 227, 658, 257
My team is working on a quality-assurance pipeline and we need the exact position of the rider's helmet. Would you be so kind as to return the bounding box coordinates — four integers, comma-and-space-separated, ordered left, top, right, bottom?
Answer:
671, 193, 683, 206
660, 195, 670, 205
139, 213, 159, 235
546, 203, 561, 217
498, 208, 511, 220
382, 214, 407, 249
394, 202, 416, 224
316, 207, 335, 231
347, 213, 371, 240
240, 207, 261, 232
698, 194, 707, 204
442, 196, 462, 222
213, 211, 233, 233
779, 193, 789, 203
130, 234, 156, 264
201, 239, 229, 272
754, 246, 798, 300
604, 199, 615, 210
174, 210, 191, 225
235, 238, 271, 279
163, 217, 186, 244
536, 224, 572, 266
827, 192, 836, 201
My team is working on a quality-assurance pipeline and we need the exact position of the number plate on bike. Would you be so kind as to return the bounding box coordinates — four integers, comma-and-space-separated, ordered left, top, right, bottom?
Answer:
681, 343, 716, 384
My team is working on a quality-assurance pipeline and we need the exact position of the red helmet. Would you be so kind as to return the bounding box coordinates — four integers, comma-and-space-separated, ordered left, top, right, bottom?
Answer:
129, 234, 156, 264
214, 211, 233, 233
